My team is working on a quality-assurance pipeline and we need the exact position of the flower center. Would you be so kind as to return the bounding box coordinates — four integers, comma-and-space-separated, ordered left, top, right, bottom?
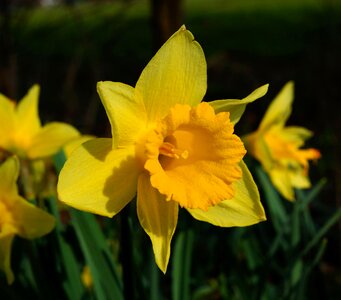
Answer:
141, 102, 246, 211
159, 141, 189, 160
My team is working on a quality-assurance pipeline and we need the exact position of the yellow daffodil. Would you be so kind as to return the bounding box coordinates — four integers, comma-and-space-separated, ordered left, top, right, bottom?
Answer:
0, 85, 79, 159
0, 157, 55, 284
243, 81, 321, 201
58, 26, 267, 272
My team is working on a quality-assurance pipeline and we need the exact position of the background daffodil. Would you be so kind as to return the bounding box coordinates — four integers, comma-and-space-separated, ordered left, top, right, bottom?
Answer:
243, 81, 321, 201
0, 157, 55, 284
58, 26, 267, 272
0, 85, 79, 159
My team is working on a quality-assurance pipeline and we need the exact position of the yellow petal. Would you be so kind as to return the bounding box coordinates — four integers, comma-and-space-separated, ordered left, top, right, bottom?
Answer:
243, 132, 274, 170
15, 85, 41, 137
259, 81, 294, 131
58, 138, 140, 217
187, 161, 266, 226
63, 135, 95, 158
11, 195, 55, 239
210, 84, 269, 124
268, 168, 295, 201
27, 122, 80, 159
280, 126, 313, 147
0, 94, 15, 149
137, 172, 178, 273
97, 81, 147, 148
135, 25, 207, 122
0, 157, 19, 195
0, 225, 16, 285
290, 168, 311, 189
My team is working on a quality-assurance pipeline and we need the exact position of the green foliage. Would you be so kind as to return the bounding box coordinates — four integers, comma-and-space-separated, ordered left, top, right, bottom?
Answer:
0, 133, 338, 300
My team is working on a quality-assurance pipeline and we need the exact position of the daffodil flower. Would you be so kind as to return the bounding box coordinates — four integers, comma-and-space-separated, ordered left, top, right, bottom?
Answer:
0, 157, 55, 284
0, 85, 79, 159
243, 81, 321, 201
58, 26, 267, 272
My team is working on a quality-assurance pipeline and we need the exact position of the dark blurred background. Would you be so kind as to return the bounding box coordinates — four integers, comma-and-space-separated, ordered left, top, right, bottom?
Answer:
0, 0, 340, 296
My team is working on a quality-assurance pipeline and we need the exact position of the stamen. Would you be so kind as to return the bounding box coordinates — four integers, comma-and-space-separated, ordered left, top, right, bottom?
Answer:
159, 142, 189, 159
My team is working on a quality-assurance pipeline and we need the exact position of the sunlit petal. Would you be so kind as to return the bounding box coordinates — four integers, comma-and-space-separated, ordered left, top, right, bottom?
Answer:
135, 25, 207, 122
63, 135, 95, 158
97, 81, 147, 148
137, 173, 178, 273
210, 84, 269, 124
58, 138, 140, 217
188, 161, 266, 226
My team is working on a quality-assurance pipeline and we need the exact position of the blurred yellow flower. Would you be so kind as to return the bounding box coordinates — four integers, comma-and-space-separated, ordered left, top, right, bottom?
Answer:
0, 157, 55, 284
58, 26, 267, 272
81, 265, 93, 289
0, 85, 79, 159
244, 81, 321, 201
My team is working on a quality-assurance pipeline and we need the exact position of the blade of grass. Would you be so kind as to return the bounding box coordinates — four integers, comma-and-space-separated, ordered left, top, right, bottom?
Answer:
120, 205, 136, 300
150, 250, 162, 300
241, 237, 262, 271
291, 200, 300, 247
301, 208, 341, 257
295, 180, 327, 237
71, 210, 123, 300
296, 178, 327, 210
290, 259, 303, 289
49, 195, 85, 300
298, 239, 327, 299
172, 229, 194, 300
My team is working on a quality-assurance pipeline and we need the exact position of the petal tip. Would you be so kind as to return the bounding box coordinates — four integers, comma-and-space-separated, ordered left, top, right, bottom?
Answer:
179, 24, 186, 31
96, 81, 106, 91
27, 84, 40, 98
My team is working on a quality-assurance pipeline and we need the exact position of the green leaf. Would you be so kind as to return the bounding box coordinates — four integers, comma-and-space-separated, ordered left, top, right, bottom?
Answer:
296, 178, 327, 210
255, 167, 289, 240
71, 210, 123, 300
150, 251, 162, 300
300, 208, 341, 257
291, 200, 300, 247
172, 229, 194, 300
49, 196, 85, 300
290, 259, 303, 288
